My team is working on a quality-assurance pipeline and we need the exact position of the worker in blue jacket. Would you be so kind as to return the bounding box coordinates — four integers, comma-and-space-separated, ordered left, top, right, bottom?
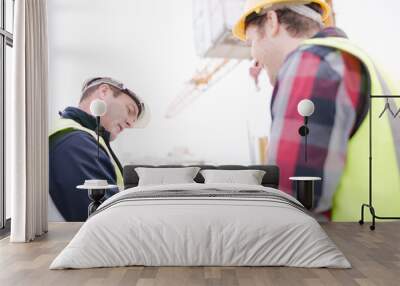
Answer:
49, 77, 149, 221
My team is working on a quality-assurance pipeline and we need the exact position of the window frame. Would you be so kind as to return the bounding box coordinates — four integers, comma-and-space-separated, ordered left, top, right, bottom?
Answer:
0, 0, 14, 233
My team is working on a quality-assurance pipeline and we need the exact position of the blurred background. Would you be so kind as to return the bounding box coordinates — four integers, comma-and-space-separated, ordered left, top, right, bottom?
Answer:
47, 0, 400, 166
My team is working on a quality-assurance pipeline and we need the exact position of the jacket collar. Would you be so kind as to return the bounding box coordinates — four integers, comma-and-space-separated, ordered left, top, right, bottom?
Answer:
60, 106, 111, 142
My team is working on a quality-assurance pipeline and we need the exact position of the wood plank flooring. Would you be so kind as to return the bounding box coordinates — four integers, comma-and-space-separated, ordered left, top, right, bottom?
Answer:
0, 222, 399, 286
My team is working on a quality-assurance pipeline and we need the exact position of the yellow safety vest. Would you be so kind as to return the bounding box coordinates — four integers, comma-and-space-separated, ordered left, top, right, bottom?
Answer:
302, 37, 400, 221
49, 118, 124, 189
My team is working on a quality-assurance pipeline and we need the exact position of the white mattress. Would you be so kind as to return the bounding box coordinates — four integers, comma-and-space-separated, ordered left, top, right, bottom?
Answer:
50, 183, 351, 269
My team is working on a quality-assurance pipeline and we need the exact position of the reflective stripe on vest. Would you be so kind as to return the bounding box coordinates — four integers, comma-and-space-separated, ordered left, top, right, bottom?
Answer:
49, 118, 124, 188
301, 37, 400, 221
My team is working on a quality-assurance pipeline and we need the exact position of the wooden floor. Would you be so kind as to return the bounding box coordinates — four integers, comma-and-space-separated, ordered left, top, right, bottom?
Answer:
1, 222, 400, 286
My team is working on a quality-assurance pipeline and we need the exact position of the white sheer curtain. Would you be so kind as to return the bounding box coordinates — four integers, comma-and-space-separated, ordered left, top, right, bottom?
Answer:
9, 0, 49, 242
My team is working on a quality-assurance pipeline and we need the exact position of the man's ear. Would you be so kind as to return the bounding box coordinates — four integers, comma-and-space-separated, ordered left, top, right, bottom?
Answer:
97, 84, 109, 99
266, 10, 280, 37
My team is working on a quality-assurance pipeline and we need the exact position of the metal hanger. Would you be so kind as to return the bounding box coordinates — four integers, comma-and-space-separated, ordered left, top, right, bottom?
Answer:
394, 107, 400, 118
378, 98, 397, 118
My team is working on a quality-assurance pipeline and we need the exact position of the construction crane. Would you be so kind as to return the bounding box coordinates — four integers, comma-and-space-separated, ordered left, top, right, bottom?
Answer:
165, 0, 336, 119
164, 58, 242, 118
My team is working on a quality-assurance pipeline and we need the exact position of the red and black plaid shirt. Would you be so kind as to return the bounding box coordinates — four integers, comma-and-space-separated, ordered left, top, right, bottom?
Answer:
267, 27, 369, 217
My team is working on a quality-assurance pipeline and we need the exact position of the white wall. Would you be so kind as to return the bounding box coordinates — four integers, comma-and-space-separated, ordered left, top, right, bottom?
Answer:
48, 0, 270, 165
48, 0, 400, 166
334, 0, 400, 79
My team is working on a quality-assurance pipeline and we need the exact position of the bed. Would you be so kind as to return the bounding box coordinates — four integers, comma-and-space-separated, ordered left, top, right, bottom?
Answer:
49, 165, 350, 269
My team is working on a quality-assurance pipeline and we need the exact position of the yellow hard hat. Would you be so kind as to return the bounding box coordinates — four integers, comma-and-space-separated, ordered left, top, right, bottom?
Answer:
233, 0, 332, 41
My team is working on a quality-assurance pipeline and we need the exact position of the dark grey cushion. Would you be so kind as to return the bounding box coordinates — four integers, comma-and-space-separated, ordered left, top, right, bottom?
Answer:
123, 165, 279, 190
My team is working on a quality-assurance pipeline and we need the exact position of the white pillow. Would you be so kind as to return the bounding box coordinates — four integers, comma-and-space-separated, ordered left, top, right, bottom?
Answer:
200, 169, 266, 185
135, 167, 201, 186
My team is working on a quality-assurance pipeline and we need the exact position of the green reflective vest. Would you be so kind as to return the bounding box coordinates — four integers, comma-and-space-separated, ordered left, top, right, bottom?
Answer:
49, 118, 124, 188
302, 37, 400, 221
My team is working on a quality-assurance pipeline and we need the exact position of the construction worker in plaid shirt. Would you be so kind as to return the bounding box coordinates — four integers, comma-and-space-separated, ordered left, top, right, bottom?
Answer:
233, 0, 400, 221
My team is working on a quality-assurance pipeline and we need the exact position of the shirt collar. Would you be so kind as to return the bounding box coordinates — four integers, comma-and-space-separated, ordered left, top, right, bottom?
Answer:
311, 27, 348, 39
281, 27, 349, 67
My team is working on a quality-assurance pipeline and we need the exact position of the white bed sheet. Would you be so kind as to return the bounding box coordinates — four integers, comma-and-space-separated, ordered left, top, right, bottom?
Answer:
50, 183, 351, 269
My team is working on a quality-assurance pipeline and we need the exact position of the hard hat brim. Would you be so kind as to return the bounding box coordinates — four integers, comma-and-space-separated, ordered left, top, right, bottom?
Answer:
232, 0, 331, 41
133, 102, 151, 129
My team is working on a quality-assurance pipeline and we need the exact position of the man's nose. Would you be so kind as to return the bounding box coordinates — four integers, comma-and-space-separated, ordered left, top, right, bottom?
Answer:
125, 117, 136, 128
124, 120, 132, 128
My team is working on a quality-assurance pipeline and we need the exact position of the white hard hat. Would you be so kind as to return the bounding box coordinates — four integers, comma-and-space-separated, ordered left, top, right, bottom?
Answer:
82, 77, 150, 128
